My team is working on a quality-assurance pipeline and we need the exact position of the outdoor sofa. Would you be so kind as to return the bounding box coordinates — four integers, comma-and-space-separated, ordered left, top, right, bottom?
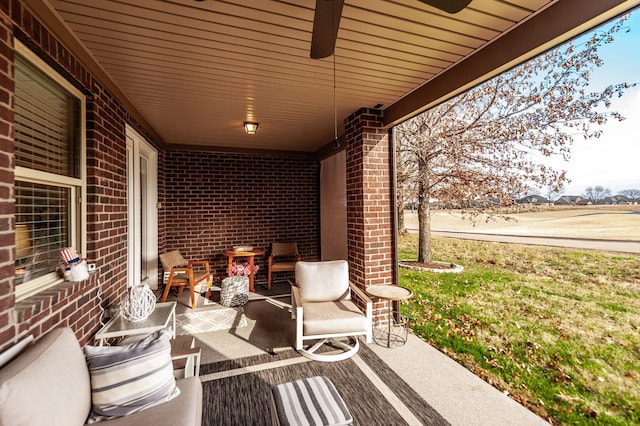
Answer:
0, 327, 201, 425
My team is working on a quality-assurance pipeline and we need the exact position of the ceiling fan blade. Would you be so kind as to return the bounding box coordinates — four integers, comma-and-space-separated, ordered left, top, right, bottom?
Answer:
310, 0, 344, 59
418, 0, 472, 14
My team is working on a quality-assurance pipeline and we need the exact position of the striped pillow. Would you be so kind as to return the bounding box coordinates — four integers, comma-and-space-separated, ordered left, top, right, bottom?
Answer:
84, 327, 179, 423
273, 376, 353, 426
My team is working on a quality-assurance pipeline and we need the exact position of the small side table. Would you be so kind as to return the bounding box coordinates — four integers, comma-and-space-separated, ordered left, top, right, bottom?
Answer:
222, 247, 265, 292
95, 301, 177, 346
365, 285, 413, 348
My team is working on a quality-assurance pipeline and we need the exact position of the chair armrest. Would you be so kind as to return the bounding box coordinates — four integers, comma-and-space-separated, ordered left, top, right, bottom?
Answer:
171, 339, 201, 378
349, 282, 372, 305
171, 346, 201, 359
167, 267, 195, 283
291, 284, 304, 348
291, 284, 303, 314
350, 282, 373, 344
291, 283, 303, 321
188, 260, 210, 271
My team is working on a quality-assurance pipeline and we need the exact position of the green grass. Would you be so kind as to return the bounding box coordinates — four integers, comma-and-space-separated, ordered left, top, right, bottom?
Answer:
399, 233, 640, 425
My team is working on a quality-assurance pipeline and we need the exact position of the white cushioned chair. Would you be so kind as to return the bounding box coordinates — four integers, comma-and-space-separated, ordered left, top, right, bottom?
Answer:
291, 260, 372, 362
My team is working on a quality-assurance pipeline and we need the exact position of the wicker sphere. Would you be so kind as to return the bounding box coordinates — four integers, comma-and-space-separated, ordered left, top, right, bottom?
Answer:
121, 282, 157, 322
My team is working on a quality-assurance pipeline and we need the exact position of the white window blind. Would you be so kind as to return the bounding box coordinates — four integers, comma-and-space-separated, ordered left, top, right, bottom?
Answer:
14, 54, 79, 178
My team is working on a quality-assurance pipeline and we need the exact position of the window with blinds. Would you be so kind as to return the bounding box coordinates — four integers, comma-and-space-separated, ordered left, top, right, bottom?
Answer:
14, 54, 80, 177
14, 43, 85, 298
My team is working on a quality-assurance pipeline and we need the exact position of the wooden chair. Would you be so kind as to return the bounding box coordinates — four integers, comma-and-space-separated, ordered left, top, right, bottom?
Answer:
267, 242, 301, 290
159, 250, 211, 309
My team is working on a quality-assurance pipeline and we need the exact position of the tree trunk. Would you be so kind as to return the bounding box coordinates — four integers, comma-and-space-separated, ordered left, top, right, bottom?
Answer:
397, 187, 406, 235
417, 160, 431, 263
417, 196, 431, 263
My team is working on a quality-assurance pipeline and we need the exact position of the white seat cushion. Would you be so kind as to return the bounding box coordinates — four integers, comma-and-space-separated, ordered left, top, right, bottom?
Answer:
302, 300, 369, 336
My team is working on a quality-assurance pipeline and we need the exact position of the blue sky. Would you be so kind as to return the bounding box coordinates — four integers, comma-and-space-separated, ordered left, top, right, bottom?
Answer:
542, 8, 640, 196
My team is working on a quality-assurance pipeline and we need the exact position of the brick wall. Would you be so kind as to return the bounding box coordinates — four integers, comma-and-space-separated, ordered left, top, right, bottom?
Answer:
162, 151, 320, 283
0, 10, 15, 347
345, 108, 395, 323
0, 2, 155, 350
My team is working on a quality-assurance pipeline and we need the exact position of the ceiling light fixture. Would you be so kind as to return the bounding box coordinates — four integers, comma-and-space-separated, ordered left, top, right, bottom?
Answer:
243, 121, 259, 135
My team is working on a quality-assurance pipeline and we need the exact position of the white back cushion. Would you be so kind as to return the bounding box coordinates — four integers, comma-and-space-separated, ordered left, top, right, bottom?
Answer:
295, 260, 351, 302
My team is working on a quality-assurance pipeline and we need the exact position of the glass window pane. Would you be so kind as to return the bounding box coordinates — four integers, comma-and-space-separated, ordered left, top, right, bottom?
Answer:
15, 182, 70, 284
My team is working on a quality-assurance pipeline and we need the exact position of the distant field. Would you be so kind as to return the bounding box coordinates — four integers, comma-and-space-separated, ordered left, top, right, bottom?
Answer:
404, 205, 640, 240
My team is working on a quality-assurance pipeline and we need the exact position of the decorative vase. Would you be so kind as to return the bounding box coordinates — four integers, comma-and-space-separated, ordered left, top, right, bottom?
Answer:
220, 276, 249, 307
120, 282, 157, 322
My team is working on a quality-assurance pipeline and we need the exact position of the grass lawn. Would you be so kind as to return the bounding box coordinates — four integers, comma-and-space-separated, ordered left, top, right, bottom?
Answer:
399, 233, 640, 425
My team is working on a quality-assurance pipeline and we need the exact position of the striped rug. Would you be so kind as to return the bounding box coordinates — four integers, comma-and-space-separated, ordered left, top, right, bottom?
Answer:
199, 343, 450, 425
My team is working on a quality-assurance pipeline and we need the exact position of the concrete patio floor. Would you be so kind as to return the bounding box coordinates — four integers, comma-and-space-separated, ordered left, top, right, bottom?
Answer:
169, 288, 549, 426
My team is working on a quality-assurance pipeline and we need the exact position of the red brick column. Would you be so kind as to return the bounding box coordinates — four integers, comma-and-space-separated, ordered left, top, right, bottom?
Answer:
344, 108, 395, 322
0, 8, 15, 347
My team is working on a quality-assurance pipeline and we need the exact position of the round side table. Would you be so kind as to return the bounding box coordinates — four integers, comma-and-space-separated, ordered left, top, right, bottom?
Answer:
365, 284, 413, 348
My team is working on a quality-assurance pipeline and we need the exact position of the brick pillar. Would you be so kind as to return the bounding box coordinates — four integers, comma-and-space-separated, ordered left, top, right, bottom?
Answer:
0, 8, 15, 348
345, 108, 395, 322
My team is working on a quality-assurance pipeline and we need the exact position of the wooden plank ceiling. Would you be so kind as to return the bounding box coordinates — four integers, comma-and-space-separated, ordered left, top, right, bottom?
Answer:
38, 0, 637, 155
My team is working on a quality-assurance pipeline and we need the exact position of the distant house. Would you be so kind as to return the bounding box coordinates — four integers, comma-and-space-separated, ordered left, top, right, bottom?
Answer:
614, 195, 631, 204
600, 196, 618, 205
554, 195, 591, 206
598, 195, 631, 205
517, 195, 550, 205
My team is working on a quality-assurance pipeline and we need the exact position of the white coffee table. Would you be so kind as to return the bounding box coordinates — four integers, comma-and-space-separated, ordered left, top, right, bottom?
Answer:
95, 301, 177, 345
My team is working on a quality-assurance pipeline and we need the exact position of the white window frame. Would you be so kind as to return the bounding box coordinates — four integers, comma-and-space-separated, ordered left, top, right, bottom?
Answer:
14, 40, 87, 300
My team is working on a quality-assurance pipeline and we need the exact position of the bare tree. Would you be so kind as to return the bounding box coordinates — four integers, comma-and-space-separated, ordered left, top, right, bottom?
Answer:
545, 185, 566, 204
396, 17, 635, 263
619, 189, 640, 202
396, 142, 418, 234
583, 186, 612, 204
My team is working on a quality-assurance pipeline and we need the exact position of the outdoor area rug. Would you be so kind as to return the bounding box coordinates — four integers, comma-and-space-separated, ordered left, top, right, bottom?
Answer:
199, 343, 450, 425
175, 306, 247, 335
